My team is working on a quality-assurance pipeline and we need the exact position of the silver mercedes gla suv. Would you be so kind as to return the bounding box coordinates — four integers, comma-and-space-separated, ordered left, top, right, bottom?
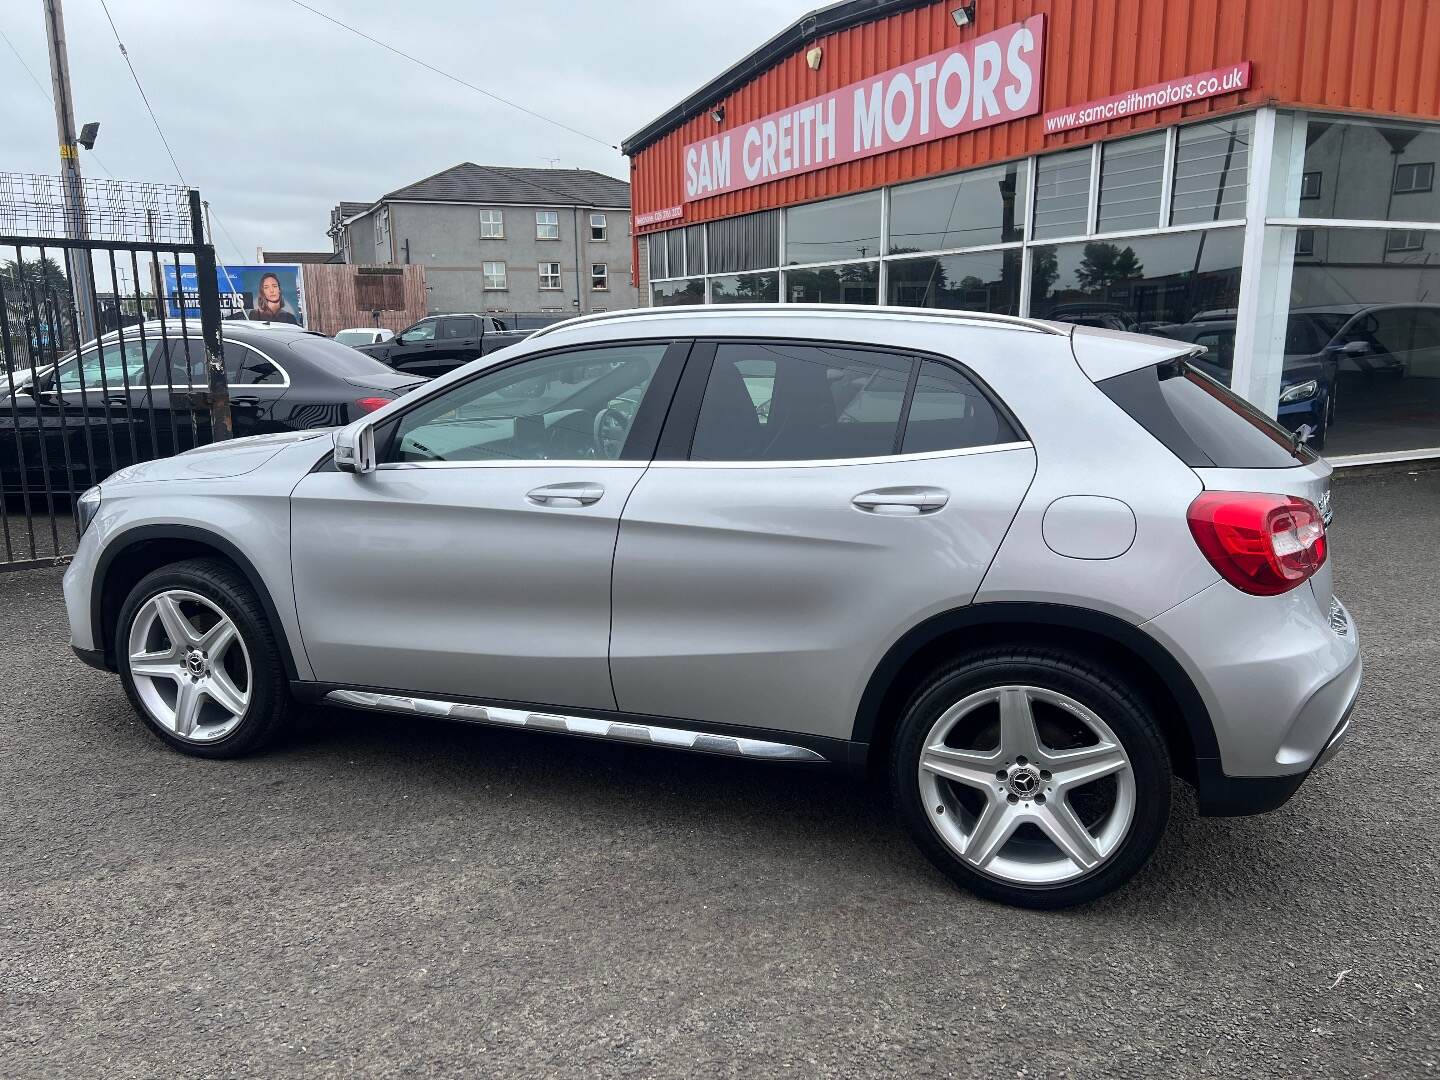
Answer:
63, 306, 1360, 908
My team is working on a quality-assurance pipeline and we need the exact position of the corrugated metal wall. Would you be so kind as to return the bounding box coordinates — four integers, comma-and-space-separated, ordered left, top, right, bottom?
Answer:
300, 264, 428, 337
631, 0, 1440, 232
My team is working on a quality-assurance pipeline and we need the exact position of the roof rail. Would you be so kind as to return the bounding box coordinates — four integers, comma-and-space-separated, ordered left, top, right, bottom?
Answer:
529, 304, 1069, 340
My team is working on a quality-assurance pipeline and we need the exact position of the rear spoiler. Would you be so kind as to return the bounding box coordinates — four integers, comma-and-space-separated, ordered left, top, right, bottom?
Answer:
1069, 324, 1206, 382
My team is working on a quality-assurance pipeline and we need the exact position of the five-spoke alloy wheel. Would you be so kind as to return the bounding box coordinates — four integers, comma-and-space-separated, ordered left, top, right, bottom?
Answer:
117, 559, 291, 758
893, 649, 1170, 909
127, 589, 252, 743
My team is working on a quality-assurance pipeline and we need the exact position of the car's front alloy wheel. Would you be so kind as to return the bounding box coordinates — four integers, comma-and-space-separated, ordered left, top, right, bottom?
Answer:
117, 559, 291, 757
893, 649, 1170, 908
127, 589, 253, 743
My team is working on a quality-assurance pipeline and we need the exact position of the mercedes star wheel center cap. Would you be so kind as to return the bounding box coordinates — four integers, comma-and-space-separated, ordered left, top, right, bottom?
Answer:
1007, 765, 1042, 799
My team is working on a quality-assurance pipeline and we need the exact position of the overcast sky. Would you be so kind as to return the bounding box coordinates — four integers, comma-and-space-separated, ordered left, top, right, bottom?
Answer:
1, 0, 818, 259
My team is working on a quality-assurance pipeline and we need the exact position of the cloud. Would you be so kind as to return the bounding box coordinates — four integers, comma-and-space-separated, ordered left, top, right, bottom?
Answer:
1, 0, 815, 254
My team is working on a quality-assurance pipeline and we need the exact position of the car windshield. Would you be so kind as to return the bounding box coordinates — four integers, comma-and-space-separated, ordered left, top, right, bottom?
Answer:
281, 335, 400, 376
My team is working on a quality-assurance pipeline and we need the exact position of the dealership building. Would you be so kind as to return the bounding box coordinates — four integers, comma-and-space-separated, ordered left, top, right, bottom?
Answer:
624, 0, 1440, 462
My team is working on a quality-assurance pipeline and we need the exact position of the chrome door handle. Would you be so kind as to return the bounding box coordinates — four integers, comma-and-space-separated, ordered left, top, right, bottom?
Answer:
526, 482, 604, 508
851, 486, 949, 515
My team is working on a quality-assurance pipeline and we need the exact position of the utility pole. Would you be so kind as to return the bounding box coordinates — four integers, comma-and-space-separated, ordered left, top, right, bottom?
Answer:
43, 0, 96, 342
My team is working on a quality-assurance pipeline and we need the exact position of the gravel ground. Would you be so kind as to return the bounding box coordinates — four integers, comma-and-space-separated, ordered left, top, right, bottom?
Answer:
1, 467, 1437, 1079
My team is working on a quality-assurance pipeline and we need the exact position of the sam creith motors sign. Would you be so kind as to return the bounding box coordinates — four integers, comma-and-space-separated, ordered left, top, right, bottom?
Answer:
683, 15, 1045, 202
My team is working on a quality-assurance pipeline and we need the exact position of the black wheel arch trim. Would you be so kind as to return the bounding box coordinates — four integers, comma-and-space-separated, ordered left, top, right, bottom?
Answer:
90, 523, 302, 680
852, 601, 1222, 762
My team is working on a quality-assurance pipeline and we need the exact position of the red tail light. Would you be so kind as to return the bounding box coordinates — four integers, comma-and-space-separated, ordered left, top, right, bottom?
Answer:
354, 397, 390, 414
1187, 491, 1327, 596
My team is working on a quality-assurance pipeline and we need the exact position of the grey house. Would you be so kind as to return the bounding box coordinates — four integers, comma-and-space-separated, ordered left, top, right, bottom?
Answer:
333, 165, 637, 315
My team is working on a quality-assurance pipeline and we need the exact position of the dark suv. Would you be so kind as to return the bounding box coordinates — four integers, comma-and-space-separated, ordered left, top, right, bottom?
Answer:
358, 313, 530, 378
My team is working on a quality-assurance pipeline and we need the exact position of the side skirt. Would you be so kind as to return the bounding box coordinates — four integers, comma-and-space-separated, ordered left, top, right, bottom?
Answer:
296, 682, 863, 767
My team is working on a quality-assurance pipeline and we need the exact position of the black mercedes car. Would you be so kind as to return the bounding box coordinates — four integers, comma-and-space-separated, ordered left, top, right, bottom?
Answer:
0, 321, 424, 495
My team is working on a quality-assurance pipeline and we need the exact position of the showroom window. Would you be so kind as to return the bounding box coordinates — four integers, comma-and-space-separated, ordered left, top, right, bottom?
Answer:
1097, 132, 1167, 234
707, 211, 779, 274
709, 272, 779, 304
666, 230, 685, 280
1297, 116, 1440, 223
886, 250, 1022, 315
786, 190, 882, 264
684, 225, 706, 276
1032, 148, 1093, 239
785, 263, 879, 305
1170, 115, 1251, 225
652, 278, 704, 306
1028, 228, 1245, 333
888, 161, 1028, 253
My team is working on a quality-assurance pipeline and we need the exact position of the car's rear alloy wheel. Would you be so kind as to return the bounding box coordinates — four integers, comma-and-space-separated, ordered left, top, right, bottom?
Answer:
893, 650, 1170, 908
918, 686, 1135, 885
117, 559, 291, 758
127, 589, 252, 743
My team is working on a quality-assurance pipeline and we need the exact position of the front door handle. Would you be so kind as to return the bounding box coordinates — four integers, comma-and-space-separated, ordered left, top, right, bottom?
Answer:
527, 482, 604, 508
851, 486, 949, 515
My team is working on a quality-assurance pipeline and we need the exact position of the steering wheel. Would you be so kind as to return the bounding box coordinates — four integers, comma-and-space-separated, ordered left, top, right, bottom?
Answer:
593, 406, 631, 458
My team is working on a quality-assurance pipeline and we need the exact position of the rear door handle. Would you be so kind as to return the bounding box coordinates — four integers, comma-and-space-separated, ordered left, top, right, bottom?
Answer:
851, 486, 949, 515
527, 482, 604, 508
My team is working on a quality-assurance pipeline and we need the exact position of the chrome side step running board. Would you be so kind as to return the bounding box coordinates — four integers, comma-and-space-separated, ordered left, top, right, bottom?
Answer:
324, 689, 829, 763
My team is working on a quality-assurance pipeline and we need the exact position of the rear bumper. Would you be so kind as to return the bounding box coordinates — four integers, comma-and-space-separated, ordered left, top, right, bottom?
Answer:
1144, 584, 1362, 815
1194, 676, 1360, 815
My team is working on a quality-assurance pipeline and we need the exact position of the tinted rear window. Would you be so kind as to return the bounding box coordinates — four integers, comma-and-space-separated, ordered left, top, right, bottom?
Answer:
281, 335, 400, 377
1099, 361, 1317, 469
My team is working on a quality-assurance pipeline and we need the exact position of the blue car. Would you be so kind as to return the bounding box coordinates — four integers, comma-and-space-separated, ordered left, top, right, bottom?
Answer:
1157, 316, 1340, 450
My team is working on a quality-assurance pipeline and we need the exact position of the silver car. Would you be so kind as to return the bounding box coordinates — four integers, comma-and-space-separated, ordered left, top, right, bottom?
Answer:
62, 306, 1361, 908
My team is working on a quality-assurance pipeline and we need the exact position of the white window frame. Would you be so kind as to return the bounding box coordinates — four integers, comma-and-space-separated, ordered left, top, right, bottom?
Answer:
1393, 161, 1435, 195
538, 261, 563, 290
480, 209, 505, 239
590, 262, 609, 291
482, 261, 507, 290
376, 206, 390, 242
589, 212, 607, 241
536, 211, 560, 240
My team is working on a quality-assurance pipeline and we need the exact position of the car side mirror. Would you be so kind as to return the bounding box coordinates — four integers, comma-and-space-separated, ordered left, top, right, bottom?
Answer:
1339, 340, 1371, 356
334, 420, 376, 474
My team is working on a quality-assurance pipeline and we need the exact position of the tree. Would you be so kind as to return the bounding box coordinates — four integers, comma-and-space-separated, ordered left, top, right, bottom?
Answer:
1030, 247, 1059, 301
1075, 243, 1143, 293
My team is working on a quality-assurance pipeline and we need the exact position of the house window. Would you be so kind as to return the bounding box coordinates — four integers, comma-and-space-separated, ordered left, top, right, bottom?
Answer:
483, 261, 507, 290
1394, 162, 1435, 195
1295, 228, 1315, 256
1300, 172, 1323, 200
536, 211, 560, 240
590, 263, 608, 290
376, 207, 389, 242
589, 212, 607, 241
539, 261, 562, 290
480, 209, 504, 238
1385, 229, 1426, 252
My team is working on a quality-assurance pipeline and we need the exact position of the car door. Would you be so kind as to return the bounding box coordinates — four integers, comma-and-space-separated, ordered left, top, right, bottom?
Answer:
146, 335, 212, 456
609, 339, 1038, 742
380, 317, 440, 377
25, 334, 160, 490
222, 338, 289, 436
289, 338, 686, 709
428, 315, 482, 375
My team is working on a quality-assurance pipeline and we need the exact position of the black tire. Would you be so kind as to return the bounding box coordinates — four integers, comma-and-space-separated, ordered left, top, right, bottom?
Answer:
890, 647, 1171, 909
116, 558, 292, 758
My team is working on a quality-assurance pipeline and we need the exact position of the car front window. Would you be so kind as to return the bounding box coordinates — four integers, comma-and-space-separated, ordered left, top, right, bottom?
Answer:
386, 343, 669, 464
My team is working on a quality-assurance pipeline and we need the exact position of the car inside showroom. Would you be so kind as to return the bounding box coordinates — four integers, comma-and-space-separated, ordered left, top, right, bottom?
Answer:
627, 0, 1440, 463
